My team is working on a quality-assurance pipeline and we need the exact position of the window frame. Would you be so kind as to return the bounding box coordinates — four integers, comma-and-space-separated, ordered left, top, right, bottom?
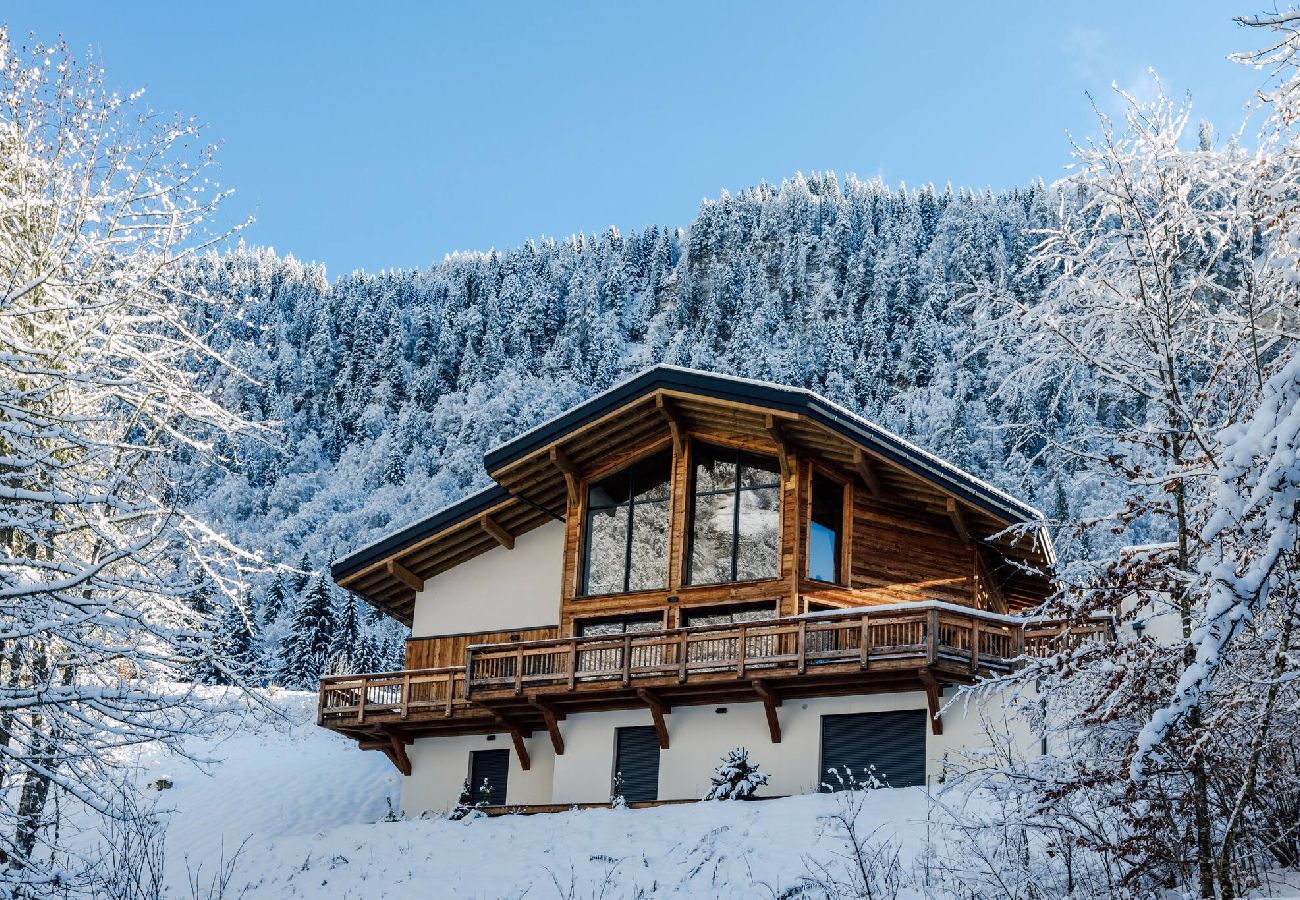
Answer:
684, 440, 784, 586
806, 464, 850, 586
578, 446, 674, 598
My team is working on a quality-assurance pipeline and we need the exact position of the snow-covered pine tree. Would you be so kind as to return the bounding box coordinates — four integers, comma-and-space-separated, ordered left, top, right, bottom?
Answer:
278, 576, 336, 688
703, 748, 769, 801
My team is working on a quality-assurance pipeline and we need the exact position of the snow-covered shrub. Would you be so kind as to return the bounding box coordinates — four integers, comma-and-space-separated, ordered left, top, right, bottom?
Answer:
448, 779, 487, 821
820, 764, 888, 793
799, 786, 903, 900
610, 772, 628, 809
703, 748, 769, 801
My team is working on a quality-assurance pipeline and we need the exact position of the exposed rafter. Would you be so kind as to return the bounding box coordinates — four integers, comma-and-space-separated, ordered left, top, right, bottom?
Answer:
484, 709, 532, 770
385, 559, 424, 594
852, 449, 883, 498
751, 679, 782, 744
549, 446, 580, 508
480, 514, 515, 550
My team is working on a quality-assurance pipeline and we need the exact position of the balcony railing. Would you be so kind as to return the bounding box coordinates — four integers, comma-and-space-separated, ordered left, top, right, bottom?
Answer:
318, 605, 1112, 728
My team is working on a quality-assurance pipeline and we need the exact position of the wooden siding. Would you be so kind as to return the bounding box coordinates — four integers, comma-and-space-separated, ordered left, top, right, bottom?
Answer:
404, 626, 559, 670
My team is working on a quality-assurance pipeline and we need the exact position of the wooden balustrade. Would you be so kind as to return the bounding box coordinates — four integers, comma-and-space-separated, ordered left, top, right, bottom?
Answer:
319, 607, 1113, 727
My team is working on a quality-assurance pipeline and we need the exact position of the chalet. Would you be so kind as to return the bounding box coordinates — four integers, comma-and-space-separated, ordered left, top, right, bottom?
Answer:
319, 365, 1099, 813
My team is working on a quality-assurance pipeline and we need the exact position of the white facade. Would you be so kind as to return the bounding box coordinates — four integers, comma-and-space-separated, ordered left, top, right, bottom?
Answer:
410, 520, 564, 637
398, 686, 1038, 815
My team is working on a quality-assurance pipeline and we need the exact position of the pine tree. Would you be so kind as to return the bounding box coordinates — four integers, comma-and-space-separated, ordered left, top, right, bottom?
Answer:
703, 748, 769, 800
278, 576, 336, 688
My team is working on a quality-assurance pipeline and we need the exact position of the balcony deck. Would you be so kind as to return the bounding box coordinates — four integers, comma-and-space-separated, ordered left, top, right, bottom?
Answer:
318, 604, 1110, 772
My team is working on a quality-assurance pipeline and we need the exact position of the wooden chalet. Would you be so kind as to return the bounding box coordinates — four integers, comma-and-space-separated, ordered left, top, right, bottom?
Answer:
319, 366, 1103, 810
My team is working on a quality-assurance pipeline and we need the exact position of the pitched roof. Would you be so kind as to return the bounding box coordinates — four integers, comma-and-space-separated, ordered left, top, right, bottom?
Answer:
333, 365, 1053, 621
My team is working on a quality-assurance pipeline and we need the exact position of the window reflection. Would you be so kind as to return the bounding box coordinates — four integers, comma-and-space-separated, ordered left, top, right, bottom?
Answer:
808, 471, 844, 584
688, 444, 781, 585
582, 450, 671, 595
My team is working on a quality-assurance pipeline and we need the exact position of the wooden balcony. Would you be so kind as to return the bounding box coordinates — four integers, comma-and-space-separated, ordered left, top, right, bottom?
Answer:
318, 605, 1110, 772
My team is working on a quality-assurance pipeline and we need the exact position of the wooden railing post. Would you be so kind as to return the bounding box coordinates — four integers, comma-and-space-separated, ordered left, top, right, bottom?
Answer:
859, 613, 870, 669
465, 649, 475, 700
400, 671, 411, 720
970, 621, 979, 672
736, 623, 747, 679
357, 675, 368, 725
567, 639, 578, 690
927, 608, 939, 664
622, 633, 632, 688
678, 631, 688, 684
446, 672, 455, 717
514, 644, 524, 695
797, 619, 807, 675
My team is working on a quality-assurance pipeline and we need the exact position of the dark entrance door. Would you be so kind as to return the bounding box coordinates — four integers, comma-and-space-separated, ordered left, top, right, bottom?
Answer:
469, 748, 510, 805
614, 726, 661, 802
819, 710, 926, 790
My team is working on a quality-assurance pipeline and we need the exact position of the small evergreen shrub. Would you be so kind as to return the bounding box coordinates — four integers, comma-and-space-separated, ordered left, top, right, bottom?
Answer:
703, 747, 769, 800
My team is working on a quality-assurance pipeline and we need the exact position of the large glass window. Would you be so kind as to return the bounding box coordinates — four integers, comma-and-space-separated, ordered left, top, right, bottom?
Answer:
681, 601, 778, 628
808, 471, 845, 584
582, 451, 671, 595
688, 444, 781, 584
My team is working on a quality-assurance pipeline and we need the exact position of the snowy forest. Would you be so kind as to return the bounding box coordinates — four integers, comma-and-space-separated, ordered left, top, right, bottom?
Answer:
5, 7, 1300, 899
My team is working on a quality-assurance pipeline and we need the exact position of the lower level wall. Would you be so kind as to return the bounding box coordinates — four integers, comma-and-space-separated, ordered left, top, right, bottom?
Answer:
399, 687, 1039, 816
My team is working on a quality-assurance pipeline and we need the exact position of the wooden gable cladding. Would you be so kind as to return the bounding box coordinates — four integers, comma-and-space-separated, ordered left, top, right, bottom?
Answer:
405, 625, 559, 669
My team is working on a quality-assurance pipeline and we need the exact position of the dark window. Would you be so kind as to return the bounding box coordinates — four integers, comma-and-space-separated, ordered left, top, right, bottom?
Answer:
582, 451, 672, 595
688, 445, 781, 585
819, 710, 926, 790
469, 749, 510, 805
577, 615, 663, 637
614, 726, 661, 802
681, 601, 778, 628
808, 472, 845, 584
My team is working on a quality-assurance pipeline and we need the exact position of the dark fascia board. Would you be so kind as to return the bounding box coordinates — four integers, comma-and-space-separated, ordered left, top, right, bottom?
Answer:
485, 365, 1045, 528
331, 483, 512, 582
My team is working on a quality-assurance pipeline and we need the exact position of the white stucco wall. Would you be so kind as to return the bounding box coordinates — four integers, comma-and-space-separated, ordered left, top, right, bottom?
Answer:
410, 519, 564, 638
399, 686, 1041, 812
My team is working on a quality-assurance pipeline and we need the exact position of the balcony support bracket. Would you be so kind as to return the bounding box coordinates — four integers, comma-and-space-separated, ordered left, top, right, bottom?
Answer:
752, 679, 782, 744
379, 728, 412, 777
530, 699, 565, 756
482, 708, 532, 770
918, 668, 944, 736
637, 689, 671, 750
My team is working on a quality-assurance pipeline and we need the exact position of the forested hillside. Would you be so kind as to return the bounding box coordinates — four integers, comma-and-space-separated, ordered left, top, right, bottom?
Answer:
186, 173, 1107, 686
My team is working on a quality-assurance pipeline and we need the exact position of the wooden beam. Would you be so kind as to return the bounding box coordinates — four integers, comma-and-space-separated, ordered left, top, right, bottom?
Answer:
378, 730, 412, 776
764, 414, 792, 482
655, 394, 686, 457
975, 547, 1009, 615
386, 559, 424, 594
637, 689, 671, 750
853, 449, 883, 498
530, 699, 565, 756
946, 497, 971, 545
549, 446, 580, 508
480, 514, 515, 550
752, 679, 782, 744
481, 708, 533, 769
918, 668, 944, 736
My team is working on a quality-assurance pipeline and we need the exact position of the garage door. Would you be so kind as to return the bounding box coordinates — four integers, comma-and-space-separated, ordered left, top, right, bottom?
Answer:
469, 748, 510, 805
614, 726, 661, 802
819, 710, 926, 790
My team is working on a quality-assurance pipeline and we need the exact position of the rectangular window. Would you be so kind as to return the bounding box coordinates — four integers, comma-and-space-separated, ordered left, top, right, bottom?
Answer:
681, 601, 778, 628
582, 450, 672, 595
688, 444, 781, 585
808, 471, 845, 584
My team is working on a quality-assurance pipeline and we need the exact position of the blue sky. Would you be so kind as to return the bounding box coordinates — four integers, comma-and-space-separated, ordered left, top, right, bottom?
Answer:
8, 2, 1266, 275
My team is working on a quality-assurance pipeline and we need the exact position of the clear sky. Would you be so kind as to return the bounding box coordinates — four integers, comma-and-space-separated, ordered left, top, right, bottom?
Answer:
7, 2, 1267, 275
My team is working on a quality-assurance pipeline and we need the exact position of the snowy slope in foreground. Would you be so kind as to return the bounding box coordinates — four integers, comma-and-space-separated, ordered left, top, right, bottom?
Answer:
228, 790, 936, 899
126, 690, 399, 890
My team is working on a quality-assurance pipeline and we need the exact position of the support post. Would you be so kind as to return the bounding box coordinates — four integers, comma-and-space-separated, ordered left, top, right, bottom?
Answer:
381, 729, 412, 776
480, 514, 515, 550
550, 446, 580, 507
946, 497, 971, 545
655, 394, 686, 457
531, 699, 565, 755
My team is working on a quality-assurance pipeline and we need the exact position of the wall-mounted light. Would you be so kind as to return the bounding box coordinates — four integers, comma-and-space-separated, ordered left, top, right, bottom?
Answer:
509, 633, 521, 641
715, 707, 727, 715
667, 595, 679, 604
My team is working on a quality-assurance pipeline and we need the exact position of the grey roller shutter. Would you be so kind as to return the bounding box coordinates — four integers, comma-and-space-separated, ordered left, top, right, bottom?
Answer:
819, 710, 926, 790
614, 726, 661, 802
469, 749, 510, 805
